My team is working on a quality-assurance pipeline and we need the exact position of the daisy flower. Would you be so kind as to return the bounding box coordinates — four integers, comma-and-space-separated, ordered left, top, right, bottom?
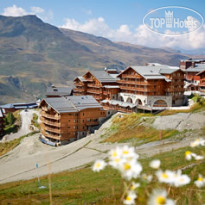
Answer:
123, 191, 137, 205
119, 160, 142, 181
150, 159, 161, 169
156, 170, 175, 185
174, 173, 190, 187
92, 160, 107, 172
129, 182, 140, 191
185, 151, 193, 160
190, 138, 205, 147
194, 174, 205, 188
142, 173, 153, 182
121, 145, 139, 161
148, 189, 175, 205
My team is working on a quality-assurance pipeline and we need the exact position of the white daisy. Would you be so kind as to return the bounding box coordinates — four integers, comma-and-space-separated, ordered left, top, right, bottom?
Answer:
185, 151, 192, 160
150, 159, 161, 169
194, 174, 205, 188
148, 189, 176, 205
129, 182, 140, 191
156, 170, 175, 185
123, 191, 137, 205
142, 173, 153, 182
119, 160, 142, 181
92, 159, 107, 172
190, 138, 205, 147
174, 173, 190, 187
121, 145, 139, 161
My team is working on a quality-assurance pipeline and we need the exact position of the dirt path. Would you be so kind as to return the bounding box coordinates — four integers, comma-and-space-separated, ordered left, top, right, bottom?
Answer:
1, 110, 39, 142
0, 112, 202, 184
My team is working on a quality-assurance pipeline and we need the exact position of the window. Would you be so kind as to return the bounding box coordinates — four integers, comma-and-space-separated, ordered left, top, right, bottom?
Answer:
82, 113, 84, 116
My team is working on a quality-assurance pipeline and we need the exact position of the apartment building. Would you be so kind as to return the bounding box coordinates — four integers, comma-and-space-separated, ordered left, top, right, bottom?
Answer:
73, 70, 120, 101
197, 70, 205, 94
101, 65, 184, 112
39, 95, 106, 144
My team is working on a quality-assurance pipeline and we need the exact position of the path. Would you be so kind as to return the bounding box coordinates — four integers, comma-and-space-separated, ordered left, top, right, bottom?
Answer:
0, 113, 202, 184
1, 110, 39, 142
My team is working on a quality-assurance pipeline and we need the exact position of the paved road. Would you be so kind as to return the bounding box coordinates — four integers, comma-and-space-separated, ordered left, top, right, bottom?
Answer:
0, 113, 200, 184
1, 110, 39, 142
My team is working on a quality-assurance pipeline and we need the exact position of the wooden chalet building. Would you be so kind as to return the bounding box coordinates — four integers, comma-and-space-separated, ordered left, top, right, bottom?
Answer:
101, 65, 185, 112
73, 70, 120, 102
39, 95, 106, 144
197, 70, 205, 94
0, 108, 4, 137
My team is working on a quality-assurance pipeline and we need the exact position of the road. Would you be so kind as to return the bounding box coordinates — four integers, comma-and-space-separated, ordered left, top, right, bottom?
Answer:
1, 109, 39, 142
0, 113, 201, 184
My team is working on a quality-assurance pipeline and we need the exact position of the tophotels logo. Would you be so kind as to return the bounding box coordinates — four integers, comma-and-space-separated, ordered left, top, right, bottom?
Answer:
143, 6, 204, 36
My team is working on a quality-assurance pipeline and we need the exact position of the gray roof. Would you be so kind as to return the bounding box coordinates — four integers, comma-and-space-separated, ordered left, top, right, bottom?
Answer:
91, 71, 118, 83
75, 76, 87, 82
42, 95, 102, 113
186, 67, 205, 73
128, 65, 179, 80
46, 87, 72, 96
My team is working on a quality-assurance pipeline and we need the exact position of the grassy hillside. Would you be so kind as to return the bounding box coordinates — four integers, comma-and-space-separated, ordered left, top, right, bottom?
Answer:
0, 145, 204, 204
0, 15, 189, 104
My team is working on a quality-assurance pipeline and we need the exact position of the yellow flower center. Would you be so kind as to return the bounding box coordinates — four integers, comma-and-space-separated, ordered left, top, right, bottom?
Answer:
114, 158, 120, 163
124, 163, 131, 170
156, 196, 166, 205
185, 151, 191, 156
96, 163, 101, 168
123, 150, 129, 155
126, 196, 132, 201
198, 177, 203, 181
112, 151, 117, 157
162, 173, 168, 179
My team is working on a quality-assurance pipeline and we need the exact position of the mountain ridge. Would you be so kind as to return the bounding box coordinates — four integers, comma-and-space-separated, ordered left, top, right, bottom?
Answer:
0, 15, 190, 104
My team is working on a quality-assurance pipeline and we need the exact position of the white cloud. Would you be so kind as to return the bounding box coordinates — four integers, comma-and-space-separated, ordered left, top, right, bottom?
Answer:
2, 5, 27, 17
61, 17, 205, 50
1, 5, 53, 21
31, 7, 44, 14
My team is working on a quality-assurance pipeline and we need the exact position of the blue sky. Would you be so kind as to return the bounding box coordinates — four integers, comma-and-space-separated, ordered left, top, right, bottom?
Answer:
0, 0, 205, 51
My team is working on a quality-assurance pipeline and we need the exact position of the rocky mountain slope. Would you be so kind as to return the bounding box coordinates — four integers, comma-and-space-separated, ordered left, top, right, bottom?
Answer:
0, 15, 189, 104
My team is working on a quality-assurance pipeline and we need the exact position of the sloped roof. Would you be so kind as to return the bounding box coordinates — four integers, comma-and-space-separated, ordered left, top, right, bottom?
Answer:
41, 95, 102, 113
91, 71, 118, 83
46, 86, 72, 96
120, 65, 179, 80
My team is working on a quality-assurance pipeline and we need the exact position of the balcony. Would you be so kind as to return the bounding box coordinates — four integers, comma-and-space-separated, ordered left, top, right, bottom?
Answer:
73, 88, 85, 92
121, 74, 141, 79
41, 111, 60, 120
74, 82, 84, 86
120, 86, 149, 92
42, 130, 61, 140
87, 89, 102, 94
41, 117, 60, 127
87, 83, 101, 88
42, 124, 62, 134
118, 80, 150, 85
86, 120, 99, 126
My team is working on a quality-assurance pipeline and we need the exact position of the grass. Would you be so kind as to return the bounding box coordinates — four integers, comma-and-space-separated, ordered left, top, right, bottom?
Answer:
101, 113, 180, 145
31, 113, 40, 130
0, 145, 204, 204
3, 110, 21, 135
0, 131, 38, 157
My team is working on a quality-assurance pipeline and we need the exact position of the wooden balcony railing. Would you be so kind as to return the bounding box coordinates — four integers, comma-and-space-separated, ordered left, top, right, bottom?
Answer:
87, 83, 101, 88
42, 130, 61, 140
86, 120, 99, 126
41, 111, 60, 120
74, 82, 84, 86
121, 74, 142, 79
73, 88, 85, 92
41, 117, 60, 127
87, 89, 102, 94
